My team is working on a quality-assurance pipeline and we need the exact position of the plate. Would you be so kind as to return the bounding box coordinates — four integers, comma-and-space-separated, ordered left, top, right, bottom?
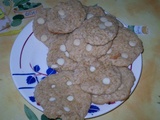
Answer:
10, 21, 142, 118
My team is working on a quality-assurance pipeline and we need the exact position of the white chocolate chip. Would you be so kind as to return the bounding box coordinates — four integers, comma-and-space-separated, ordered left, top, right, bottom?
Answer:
65, 51, 69, 57
41, 35, 48, 42
73, 39, 80, 46
87, 13, 94, 19
49, 97, 56, 102
64, 107, 70, 112
90, 66, 96, 72
51, 64, 58, 68
104, 11, 109, 14
99, 23, 106, 30
129, 41, 136, 47
37, 18, 45, 24
57, 58, 65, 66
67, 96, 74, 101
93, 95, 98, 98
100, 17, 108, 22
51, 84, 56, 88
108, 33, 113, 38
60, 15, 66, 19
121, 53, 128, 59
60, 44, 66, 52
107, 48, 112, 54
86, 44, 93, 51
102, 77, 110, 85
58, 10, 65, 16
58, 10, 66, 18
104, 21, 113, 27
66, 81, 72, 86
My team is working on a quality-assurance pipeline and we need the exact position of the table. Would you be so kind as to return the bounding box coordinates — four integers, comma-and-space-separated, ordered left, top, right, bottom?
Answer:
0, 0, 160, 120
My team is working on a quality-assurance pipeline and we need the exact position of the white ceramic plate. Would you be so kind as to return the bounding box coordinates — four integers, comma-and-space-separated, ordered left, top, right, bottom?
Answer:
10, 21, 142, 118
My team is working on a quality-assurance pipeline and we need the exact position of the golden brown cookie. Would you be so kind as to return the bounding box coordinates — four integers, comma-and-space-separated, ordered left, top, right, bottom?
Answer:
74, 61, 122, 95
34, 71, 91, 120
46, 0, 86, 34
91, 67, 135, 104
47, 35, 77, 72
99, 27, 143, 67
33, 7, 57, 48
84, 5, 105, 19
65, 27, 113, 64
81, 15, 119, 45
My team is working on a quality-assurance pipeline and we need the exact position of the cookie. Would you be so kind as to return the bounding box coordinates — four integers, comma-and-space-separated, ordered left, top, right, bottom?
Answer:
81, 15, 119, 45
84, 5, 105, 19
34, 71, 91, 120
99, 27, 143, 67
84, 4, 124, 28
47, 35, 77, 72
33, 7, 57, 48
92, 67, 135, 104
65, 26, 113, 64
46, 0, 86, 34
75, 61, 122, 95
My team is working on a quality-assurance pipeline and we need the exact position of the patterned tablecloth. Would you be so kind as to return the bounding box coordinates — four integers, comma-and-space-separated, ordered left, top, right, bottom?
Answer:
0, 0, 160, 120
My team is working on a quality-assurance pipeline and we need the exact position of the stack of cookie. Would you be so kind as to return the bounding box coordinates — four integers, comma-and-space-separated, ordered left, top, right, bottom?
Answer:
33, 0, 143, 119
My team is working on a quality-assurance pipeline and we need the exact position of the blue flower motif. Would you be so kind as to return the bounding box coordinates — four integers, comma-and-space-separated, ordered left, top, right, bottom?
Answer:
33, 65, 40, 72
46, 68, 56, 75
41, 76, 46, 80
29, 96, 35, 102
13, 64, 57, 89
88, 105, 100, 113
26, 76, 36, 84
